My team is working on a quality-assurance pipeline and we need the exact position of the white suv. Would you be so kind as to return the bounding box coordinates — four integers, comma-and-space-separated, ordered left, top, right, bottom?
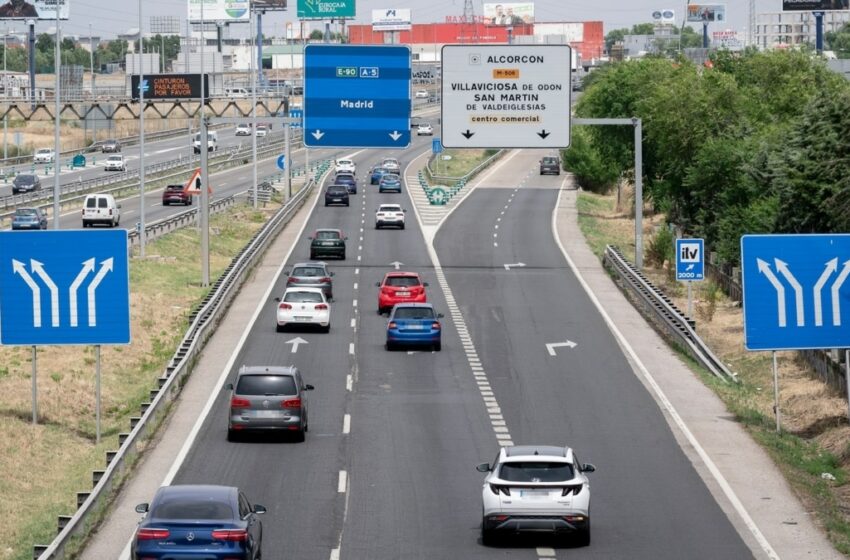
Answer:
33, 148, 55, 164
375, 203, 405, 229
104, 154, 126, 171
477, 445, 595, 546
334, 158, 356, 175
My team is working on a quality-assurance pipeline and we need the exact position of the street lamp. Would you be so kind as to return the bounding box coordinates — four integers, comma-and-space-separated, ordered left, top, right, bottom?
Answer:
138, 0, 147, 257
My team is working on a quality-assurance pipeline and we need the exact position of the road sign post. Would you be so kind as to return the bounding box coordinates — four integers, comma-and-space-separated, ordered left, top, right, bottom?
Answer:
676, 238, 705, 317
304, 45, 411, 148
440, 45, 572, 149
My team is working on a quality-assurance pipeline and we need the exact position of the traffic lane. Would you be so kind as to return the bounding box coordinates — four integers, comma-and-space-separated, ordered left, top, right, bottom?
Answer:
172, 169, 365, 560
435, 185, 753, 559
343, 207, 526, 558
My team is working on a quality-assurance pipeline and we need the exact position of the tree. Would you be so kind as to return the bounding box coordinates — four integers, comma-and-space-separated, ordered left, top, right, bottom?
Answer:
825, 23, 850, 58
605, 28, 627, 52
309, 30, 324, 40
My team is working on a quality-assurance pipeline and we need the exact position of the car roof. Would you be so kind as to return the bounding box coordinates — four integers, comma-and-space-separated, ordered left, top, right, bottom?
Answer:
502, 445, 573, 461
238, 365, 298, 376
384, 271, 420, 278
392, 302, 434, 310
379, 204, 402, 209
315, 228, 342, 233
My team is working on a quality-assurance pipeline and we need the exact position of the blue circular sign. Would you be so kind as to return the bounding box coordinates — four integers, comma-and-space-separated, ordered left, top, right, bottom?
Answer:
277, 155, 286, 170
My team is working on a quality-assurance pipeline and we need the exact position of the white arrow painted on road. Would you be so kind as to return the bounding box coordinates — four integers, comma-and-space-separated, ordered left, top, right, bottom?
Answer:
389, 130, 402, 141
311, 130, 325, 141
813, 258, 837, 327
87, 258, 114, 327
285, 337, 309, 353
775, 259, 804, 327
504, 263, 526, 271
13, 259, 42, 328
546, 340, 577, 356
757, 258, 786, 327
69, 258, 95, 327
31, 260, 59, 327
390, 261, 403, 270
831, 259, 850, 327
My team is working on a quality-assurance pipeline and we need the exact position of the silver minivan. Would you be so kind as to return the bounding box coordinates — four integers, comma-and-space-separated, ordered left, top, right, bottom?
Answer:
226, 366, 314, 442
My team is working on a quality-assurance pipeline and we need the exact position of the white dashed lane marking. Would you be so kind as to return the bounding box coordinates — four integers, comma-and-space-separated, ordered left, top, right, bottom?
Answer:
346, 374, 353, 391
338, 470, 347, 493
343, 414, 351, 434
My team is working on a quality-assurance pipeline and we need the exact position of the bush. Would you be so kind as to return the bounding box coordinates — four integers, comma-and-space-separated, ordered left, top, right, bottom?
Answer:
646, 224, 675, 268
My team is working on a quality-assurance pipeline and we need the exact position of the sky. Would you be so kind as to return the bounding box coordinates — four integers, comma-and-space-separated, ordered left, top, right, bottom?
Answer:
0, 1, 791, 40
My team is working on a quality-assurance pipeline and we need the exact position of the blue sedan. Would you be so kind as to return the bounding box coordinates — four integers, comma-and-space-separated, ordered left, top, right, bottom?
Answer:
386, 302, 442, 351
370, 166, 389, 184
132, 485, 265, 560
379, 173, 402, 193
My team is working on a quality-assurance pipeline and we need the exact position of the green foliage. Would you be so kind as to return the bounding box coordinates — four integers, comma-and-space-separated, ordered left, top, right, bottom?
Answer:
826, 23, 850, 58
560, 127, 619, 193
646, 225, 674, 268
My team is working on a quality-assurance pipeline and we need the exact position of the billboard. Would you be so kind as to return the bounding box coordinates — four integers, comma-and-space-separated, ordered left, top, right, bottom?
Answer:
652, 9, 676, 24
0, 0, 69, 19
131, 74, 210, 100
483, 2, 534, 25
297, 0, 355, 19
187, 0, 249, 23
686, 4, 726, 22
783, 0, 848, 9
253, 0, 288, 8
372, 8, 411, 31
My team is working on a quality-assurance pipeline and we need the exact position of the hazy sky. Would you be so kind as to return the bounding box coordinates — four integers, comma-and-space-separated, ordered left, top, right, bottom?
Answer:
0, 1, 790, 39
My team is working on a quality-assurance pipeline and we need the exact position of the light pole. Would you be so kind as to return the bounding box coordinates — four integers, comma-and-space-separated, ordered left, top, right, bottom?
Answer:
250, 8, 258, 209
4, 24, 8, 160
138, 0, 147, 256
52, 0, 61, 229
199, 0, 210, 287
89, 22, 95, 144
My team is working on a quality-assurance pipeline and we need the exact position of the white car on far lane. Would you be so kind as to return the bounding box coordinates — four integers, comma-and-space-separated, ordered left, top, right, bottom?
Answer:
235, 123, 252, 136
275, 287, 331, 332
415, 89, 429, 98
334, 158, 356, 175
33, 148, 55, 164
104, 154, 126, 172
417, 123, 433, 136
375, 203, 406, 229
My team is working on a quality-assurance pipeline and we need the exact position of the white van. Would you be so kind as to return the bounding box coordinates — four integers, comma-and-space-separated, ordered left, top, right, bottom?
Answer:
225, 87, 249, 98
193, 130, 218, 154
82, 193, 121, 228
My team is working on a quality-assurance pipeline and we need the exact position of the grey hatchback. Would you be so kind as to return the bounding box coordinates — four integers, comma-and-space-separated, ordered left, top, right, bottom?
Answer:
286, 262, 335, 300
226, 366, 314, 442
540, 156, 561, 175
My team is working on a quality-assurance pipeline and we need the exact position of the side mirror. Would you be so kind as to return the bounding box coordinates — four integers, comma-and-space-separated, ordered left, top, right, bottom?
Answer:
403, 209, 407, 213
423, 282, 430, 287
330, 272, 335, 277
135, 503, 149, 514
582, 463, 596, 473
304, 384, 315, 391
225, 383, 234, 390
307, 237, 313, 241
375, 282, 381, 287
475, 463, 491, 473
253, 504, 267, 515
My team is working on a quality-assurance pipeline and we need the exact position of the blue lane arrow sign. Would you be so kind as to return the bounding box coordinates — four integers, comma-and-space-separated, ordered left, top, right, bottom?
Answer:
277, 155, 286, 170
304, 45, 411, 149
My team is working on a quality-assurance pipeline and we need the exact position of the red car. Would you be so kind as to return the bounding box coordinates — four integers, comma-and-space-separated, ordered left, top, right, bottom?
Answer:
376, 272, 429, 314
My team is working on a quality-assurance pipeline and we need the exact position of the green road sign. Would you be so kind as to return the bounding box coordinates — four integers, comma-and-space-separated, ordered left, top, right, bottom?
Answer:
298, 0, 356, 19
336, 66, 357, 78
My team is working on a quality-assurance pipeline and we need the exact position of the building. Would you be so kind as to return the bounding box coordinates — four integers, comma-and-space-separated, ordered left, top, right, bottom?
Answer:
754, 10, 850, 49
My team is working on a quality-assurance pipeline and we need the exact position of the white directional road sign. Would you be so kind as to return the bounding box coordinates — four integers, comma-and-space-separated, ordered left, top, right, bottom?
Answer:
440, 45, 572, 149
0, 230, 130, 346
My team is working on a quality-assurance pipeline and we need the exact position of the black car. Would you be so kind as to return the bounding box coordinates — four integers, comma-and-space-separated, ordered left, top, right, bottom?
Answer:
309, 228, 347, 260
12, 174, 41, 195
101, 139, 121, 153
334, 173, 357, 194
540, 156, 561, 175
324, 185, 349, 207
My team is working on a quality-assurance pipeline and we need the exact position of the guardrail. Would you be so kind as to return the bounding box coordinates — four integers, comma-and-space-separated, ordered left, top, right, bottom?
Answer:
602, 245, 738, 384
33, 164, 330, 560
127, 195, 238, 246
419, 150, 504, 205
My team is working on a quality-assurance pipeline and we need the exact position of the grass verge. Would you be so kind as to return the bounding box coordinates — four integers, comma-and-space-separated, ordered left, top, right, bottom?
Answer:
426, 148, 499, 182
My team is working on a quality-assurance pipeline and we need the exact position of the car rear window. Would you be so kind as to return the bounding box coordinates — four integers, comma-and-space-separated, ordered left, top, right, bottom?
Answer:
236, 374, 297, 396
98, 198, 108, 208
284, 291, 324, 303
385, 276, 420, 287
499, 461, 574, 482
15, 209, 37, 216
327, 186, 347, 194
543, 157, 558, 164
86, 197, 97, 208
379, 206, 401, 212
152, 498, 233, 520
393, 307, 434, 319
316, 231, 341, 240
165, 185, 183, 192
292, 267, 325, 277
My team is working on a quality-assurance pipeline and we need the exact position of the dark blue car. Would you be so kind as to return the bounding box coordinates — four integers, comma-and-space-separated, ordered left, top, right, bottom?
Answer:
132, 485, 265, 560
334, 172, 357, 194
386, 302, 442, 351
379, 173, 402, 193
370, 166, 389, 184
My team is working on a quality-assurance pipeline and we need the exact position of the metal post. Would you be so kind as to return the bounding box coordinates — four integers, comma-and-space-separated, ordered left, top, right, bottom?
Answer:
161, 34, 165, 72
845, 349, 849, 424
28, 21, 35, 109
702, 22, 709, 49
814, 12, 824, 54
4, 25, 7, 161
284, 122, 291, 199
95, 345, 101, 444
257, 11, 263, 87
89, 23, 94, 146
138, 0, 146, 257
52, 5, 61, 229
687, 282, 693, 317
633, 117, 643, 270
216, 21, 223, 53
31, 345, 37, 424
772, 351, 781, 433
250, 8, 258, 209
200, 0, 210, 287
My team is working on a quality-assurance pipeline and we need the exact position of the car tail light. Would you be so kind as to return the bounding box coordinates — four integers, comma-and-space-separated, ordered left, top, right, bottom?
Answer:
320, 277, 331, 283
315, 303, 328, 310
136, 528, 170, 540
431, 322, 441, 330
282, 398, 301, 409
230, 397, 251, 409
491, 514, 509, 521
489, 484, 510, 496
211, 529, 248, 542
279, 303, 292, 310
388, 322, 397, 329
562, 484, 583, 496
109, 209, 113, 216
288, 276, 300, 282
564, 515, 586, 522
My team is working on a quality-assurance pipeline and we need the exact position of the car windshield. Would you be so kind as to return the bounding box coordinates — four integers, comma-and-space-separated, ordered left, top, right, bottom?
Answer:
316, 231, 341, 240
151, 498, 233, 520
338, 160, 353, 166
15, 209, 37, 216
383, 159, 399, 166
37, 149, 51, 154
393, 307, 435, 319
372, 167, 386, 174
419, 123, 431, 128
385, 276, 420, 287
108, 156, 121, 161
166, 185, 183, 192
236, 374, 297, 396
292, 266, 325, 278
499, 462, 575, 483
284, 291, 324, 303
15, 175, 36, 184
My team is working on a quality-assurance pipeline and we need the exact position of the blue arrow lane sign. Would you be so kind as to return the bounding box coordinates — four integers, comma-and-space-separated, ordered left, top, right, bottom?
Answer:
0, 230, 131, 345
432, 138, 442, 154
741, 234, 850, 351
304, 45, 411, 149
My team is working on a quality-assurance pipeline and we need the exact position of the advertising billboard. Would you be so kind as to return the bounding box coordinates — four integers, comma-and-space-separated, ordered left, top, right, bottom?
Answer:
782, 0, 848, 9
686, 4, 726, 22
372, 8, 411, 31
651, 9, 676, 24
297, 0, 355, 19
0, 0, 69, 20
253, 0, 288, 9
188, 0, 249, 23
131, 74, 210, 100
483, 2, 534, 25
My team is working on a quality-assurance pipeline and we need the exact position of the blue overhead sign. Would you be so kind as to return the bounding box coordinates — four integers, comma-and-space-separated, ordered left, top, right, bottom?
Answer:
741, 234, 850, 351
676, 238, 704, 281
303, 45, 411, 149
0, 230, 131, 346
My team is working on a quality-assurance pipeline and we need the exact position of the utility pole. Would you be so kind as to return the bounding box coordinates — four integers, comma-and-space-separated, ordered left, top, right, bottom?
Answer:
200, 0, 210, 287
89, 22, 95, 144
250, 8, 258, 209
138, 0, 147, 256
4, 24, 8, 160
52, 0, 61, 229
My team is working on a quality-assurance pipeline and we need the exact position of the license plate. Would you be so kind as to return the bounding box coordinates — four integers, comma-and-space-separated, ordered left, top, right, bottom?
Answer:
519, 490, 550, 499
323, 241, 335, 246
397, 291, 410, 297
406, 324, 424, 330
332, 198, 342, 202
294, 316, 311, 321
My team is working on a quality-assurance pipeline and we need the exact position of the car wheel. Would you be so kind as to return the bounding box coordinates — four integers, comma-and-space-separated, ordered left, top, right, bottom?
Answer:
322, 324, 330, 333
345, 202, 349, 207
227, 429, 238, 442
309, 253, 316, 260
401, 224, 405, 230
276, 324, 284, 333
294, 427, 306, 442
576, 520, 591, 547
324, 202, 329, 206
340, 252, 346, 260
163, 201, 169, 206
375, 223, 380, 230
481, 525, 497, 547
386, 341, 395, 351
433, 342, 441, 352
